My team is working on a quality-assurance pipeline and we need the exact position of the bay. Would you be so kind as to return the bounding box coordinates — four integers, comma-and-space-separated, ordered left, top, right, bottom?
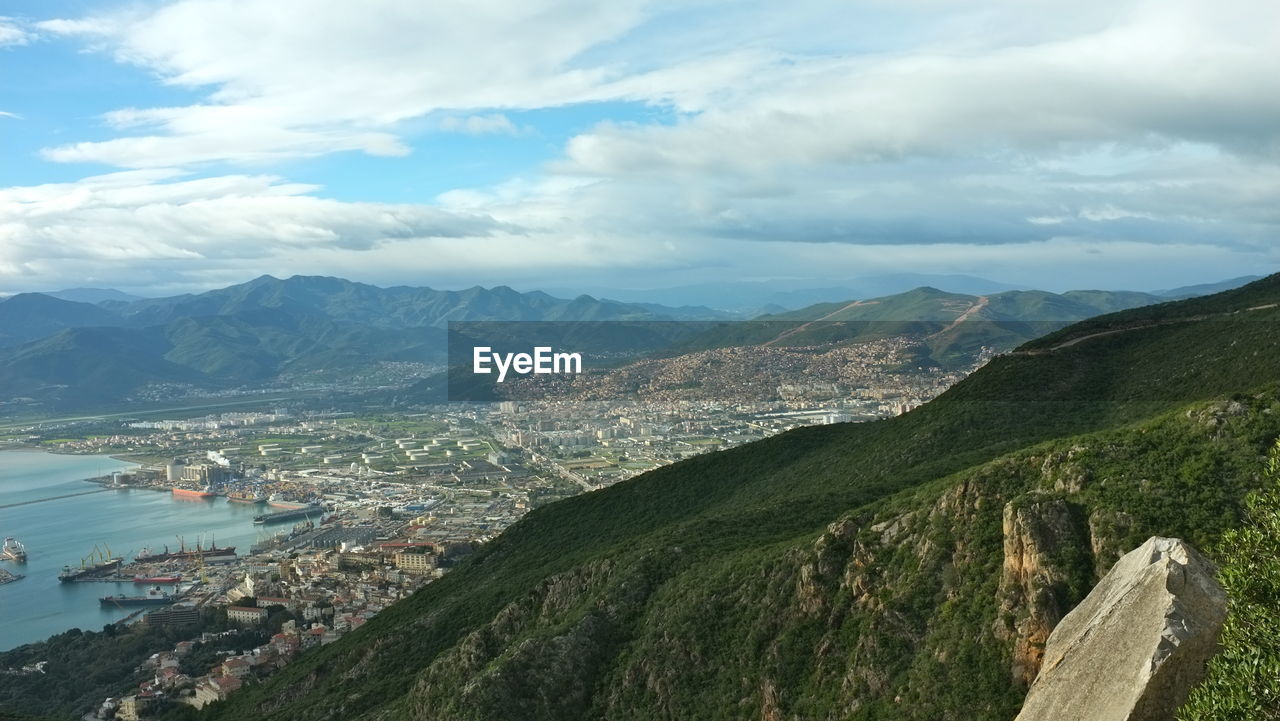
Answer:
0, 448, 268, 651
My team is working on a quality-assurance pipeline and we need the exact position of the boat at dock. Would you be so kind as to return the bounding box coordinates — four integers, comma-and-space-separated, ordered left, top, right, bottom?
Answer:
100, 586, 175, 607
133, 575, 183, 584
227, 489, 267, 504
172, 486, 216, 499
267, 494, 312, 509
135, 538, 236, 563
254, 504, 324, 525
1, 537, 26, 563
59, 545, 123, 583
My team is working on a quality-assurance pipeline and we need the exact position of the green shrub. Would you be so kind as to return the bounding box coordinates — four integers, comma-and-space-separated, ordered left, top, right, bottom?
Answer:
1180, 440, 1280, 721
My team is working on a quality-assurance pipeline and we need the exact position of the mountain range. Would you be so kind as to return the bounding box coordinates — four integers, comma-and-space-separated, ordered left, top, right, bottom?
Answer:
539, 273, 1028, 314
0, 276, 730, 408
539, 274, 1261, 314
0, 274, 1256, 410
179, 276, 1280, 721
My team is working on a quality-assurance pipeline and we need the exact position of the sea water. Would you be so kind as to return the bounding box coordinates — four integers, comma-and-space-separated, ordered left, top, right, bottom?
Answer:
0, 448, 268, 650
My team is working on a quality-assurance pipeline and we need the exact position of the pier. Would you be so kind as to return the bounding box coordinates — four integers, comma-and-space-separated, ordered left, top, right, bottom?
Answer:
0, 488, 111, 510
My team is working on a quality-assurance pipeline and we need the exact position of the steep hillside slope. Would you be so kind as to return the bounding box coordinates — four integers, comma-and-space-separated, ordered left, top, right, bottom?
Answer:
0, 327, 206, 404
675, 287, 1168, 368
0, 293, 121, 347
187, 277, 1280, 721
0, 311, 449, 405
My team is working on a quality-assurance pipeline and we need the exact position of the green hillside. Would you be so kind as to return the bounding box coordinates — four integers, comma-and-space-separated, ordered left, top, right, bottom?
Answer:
184, 277, 1280, 721
758, 286, 1163, 324
665, 286, 1166, 367
0, 277, 732, 410
0, 326, 208, 405
0, 293, 121, 348
0, 311, 451, 407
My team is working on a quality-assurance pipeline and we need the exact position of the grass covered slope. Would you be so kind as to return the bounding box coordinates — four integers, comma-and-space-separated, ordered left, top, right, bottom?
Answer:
193, 276, 1280, 721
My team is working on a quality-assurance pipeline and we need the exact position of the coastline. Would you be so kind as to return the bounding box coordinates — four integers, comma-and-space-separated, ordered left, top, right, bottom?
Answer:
3, 444, 148, 465
0, 452, 265, 652
0, 446, 147, 493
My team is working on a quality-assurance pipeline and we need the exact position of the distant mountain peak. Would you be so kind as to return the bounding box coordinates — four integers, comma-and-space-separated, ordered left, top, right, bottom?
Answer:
44, 287, 145, 305
1155, 275, 1264, 299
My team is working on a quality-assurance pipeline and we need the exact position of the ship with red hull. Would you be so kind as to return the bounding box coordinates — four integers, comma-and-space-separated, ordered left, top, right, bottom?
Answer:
133, 575, 182, 584
172, 486, 215, 499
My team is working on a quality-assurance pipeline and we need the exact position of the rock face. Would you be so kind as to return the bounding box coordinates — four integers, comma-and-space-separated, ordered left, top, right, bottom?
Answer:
996, 494, 1091, 685
1014, 536, 1227, 721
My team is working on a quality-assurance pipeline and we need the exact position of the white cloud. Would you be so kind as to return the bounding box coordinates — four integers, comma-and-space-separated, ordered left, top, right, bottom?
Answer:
560, 0, 1280, 179
34, 0, 677, 167
438, 114, 524, 136
1, 161, 1272, 295
15, 0, 1280, 292
0, 171, 512, 292
31, 1, 822, 167
42, 122, 409, 167
37, 0, 1280, 172
0, 17, 32, 47
32, 17, 115, 36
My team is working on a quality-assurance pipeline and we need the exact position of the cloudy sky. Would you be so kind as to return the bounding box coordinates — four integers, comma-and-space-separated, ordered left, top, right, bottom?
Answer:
0, 0, 1277, 296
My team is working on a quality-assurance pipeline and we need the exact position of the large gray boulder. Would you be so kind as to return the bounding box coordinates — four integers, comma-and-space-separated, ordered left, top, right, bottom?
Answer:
1014, 536, 1227, 721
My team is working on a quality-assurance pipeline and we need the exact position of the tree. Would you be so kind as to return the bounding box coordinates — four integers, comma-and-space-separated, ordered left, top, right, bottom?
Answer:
1180, 439, 1280, 720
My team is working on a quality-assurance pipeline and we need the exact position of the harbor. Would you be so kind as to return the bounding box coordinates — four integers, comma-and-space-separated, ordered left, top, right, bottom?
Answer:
0, 449, 268, 650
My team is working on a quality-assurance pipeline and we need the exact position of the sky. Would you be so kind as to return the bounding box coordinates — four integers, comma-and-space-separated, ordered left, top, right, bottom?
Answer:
0, 0, 1277, 297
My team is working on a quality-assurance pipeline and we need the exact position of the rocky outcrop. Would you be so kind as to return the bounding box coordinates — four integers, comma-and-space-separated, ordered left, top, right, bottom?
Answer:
1087, 508, 1136, 576
1014, 537, 1227, 721
995, 494, 1092, 684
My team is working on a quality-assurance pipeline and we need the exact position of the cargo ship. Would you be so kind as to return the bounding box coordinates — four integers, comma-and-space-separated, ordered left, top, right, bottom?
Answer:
135, 539, 236, 563
1, 537, 26, 563
100, 586, 174, 607
172, 486, 216, 499
227, 489, 267, 504
254, 504, 324, 525
133, 575, 182, 584
59, 545, 123, 583
267, 494, 312, 510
